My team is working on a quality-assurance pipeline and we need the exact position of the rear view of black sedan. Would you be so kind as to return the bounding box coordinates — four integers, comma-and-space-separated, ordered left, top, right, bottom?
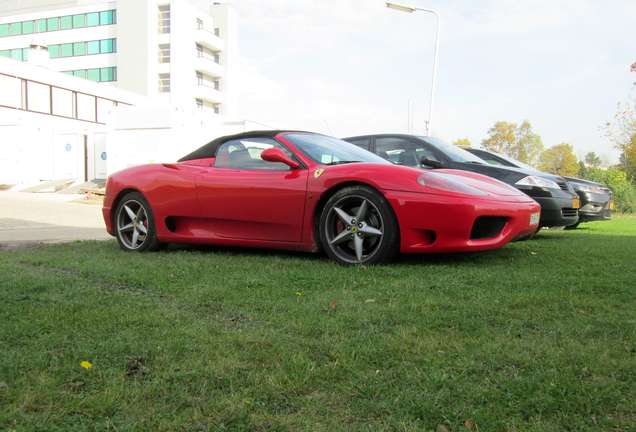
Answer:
344, 134, 580, 228
465, 147, 613, 228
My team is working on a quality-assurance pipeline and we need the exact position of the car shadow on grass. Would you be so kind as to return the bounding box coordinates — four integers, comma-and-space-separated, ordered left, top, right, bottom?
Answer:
156, 241, 533, 267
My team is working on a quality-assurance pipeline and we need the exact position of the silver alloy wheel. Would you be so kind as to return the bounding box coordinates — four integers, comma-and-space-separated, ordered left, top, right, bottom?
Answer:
325, 195, 384, 263
117, 199, 149, 250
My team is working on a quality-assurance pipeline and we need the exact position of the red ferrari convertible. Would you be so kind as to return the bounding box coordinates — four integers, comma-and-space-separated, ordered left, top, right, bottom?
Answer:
103, 131, 541, 264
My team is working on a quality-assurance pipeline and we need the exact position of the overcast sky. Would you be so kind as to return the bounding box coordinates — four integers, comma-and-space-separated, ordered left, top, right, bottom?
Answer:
232, 0, 636, 164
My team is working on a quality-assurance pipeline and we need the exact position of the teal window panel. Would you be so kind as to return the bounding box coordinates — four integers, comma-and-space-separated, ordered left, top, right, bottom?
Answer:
0, 24, 8, 37
22, 21, 34, 34
60, 43, 73, 57
99, 10, 114, 25
87, 40, 100, 55
48, 45, 60, 58
86, 12, 99, 27
10, 48, 23, 61
22, 49, 28, 61
47, 17, 59, 31
36, 19, 47, 32
100, 39, 114, 53
100, 67, 115, 82
60, 15, 72, 30
72, 14, 86, 28
9, 22, 22, 35
73, 69, 87, 79
64, 70, 74, 76
73, 42, 86, 56
0, 50, 10, 58
87, 68, 100, 81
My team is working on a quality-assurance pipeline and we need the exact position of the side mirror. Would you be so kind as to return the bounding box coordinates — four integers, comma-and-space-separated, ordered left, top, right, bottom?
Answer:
421, 157, 444, 169
261, 147, 300, 169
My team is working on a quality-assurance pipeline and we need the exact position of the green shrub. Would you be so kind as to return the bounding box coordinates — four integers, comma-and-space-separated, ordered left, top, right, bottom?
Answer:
580, 167, 636, 213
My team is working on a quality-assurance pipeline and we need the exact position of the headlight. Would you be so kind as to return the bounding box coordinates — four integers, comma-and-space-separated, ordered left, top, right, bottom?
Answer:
418, 173, 487, 196
572, 183, 602, 193
515, 176, 560, 190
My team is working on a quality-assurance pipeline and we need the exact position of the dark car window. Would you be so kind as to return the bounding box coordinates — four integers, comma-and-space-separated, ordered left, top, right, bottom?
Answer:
468, 149, 516, 167
347, 137, 371, 150
375, 137, 439, 167
418, 137, 485, 164
215, 137, 292, 170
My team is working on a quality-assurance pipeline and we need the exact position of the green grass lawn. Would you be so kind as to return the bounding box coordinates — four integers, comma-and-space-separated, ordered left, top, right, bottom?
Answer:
1, 218, 635, 432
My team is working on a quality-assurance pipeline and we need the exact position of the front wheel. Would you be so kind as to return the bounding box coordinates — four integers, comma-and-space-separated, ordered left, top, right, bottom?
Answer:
114, 192, 161, 252
319, 186, 399, 265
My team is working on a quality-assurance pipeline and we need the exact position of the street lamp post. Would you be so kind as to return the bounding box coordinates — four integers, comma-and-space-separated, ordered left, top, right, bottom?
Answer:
386, 2, 440, 137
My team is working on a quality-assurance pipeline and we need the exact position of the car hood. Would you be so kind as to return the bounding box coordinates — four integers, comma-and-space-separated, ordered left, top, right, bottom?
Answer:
454, 161, 567, 185
428, 169, 526, 196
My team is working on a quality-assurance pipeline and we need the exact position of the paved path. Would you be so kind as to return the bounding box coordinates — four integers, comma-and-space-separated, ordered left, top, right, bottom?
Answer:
0, 192, 111, 248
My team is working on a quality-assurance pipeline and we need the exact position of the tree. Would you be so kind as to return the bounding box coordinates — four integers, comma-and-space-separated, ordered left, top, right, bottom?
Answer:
453, 138, 471, 147
584, 152, 602, 168
618, 133, 636, 182
482, 120, 544, 166
538, 143, 579, 176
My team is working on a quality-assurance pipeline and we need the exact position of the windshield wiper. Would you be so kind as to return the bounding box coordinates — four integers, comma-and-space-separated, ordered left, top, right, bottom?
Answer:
325, 160, 362, 166
466, 161, 484, 165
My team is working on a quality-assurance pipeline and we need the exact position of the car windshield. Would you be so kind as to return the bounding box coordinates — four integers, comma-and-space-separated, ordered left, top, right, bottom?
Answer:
284, 133, 389, 165
418, 136, 486, 164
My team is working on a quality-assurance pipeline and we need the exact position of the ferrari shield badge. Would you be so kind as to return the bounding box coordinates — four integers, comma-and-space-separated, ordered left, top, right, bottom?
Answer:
314, 168, 325, 178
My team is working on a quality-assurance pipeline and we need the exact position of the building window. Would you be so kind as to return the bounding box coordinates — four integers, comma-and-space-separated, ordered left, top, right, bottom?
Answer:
87, 40, 100, 55
22, 21, 34, 34
100, 10, 116, 25
72, 14, 86, 28
9, 22, 22, 35
63, 67, 117, 82
158, 5, 171, 34
214, 105, 220, 114
159, 73, 171, 93
47, 17, 59, 31
214, 27, 220, 37
60, 15, 72, 30
196, 99, 203, 109
0, 10, 116, 38
158, 44, 170, 63
87, 12, 100, 27
196, 18, 204, 30
195, 72, 221, 91
196, 43, 221, 65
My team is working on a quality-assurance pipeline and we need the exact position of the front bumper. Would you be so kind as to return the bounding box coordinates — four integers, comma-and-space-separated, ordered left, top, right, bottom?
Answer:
386, 191, 541, 254
516, 186, 579, 227
576, 191, 612, 222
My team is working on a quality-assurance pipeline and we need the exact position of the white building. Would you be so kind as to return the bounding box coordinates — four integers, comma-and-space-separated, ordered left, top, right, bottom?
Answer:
0, 0, 245, 188
0, 0, 237, 116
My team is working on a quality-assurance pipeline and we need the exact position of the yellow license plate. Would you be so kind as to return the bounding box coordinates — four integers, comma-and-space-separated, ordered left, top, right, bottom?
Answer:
609, 200, 615, 210
572, 198, 581, 209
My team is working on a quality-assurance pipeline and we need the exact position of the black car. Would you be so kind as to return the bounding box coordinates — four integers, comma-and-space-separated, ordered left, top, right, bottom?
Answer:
465, 147, 613, 227
344, 134, 579, 228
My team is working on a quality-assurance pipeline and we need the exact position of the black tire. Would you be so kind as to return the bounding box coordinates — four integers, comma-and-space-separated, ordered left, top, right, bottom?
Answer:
564, 222, 581, 230
318, 185, 399, 265
114, 191, 161, 252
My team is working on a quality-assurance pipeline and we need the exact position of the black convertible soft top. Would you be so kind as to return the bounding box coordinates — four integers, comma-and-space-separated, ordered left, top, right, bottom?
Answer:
178, 130, 307, 162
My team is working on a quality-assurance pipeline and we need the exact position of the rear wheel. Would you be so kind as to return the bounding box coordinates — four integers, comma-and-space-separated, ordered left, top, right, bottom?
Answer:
319, 186, 399, 265
115, 192, 161, 252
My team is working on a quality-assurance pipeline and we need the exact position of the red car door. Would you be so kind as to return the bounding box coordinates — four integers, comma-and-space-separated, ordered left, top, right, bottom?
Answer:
195, 137, 308, 242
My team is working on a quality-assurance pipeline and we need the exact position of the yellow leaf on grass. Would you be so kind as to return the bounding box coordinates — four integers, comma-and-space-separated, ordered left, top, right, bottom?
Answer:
80, 361, 93, 370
